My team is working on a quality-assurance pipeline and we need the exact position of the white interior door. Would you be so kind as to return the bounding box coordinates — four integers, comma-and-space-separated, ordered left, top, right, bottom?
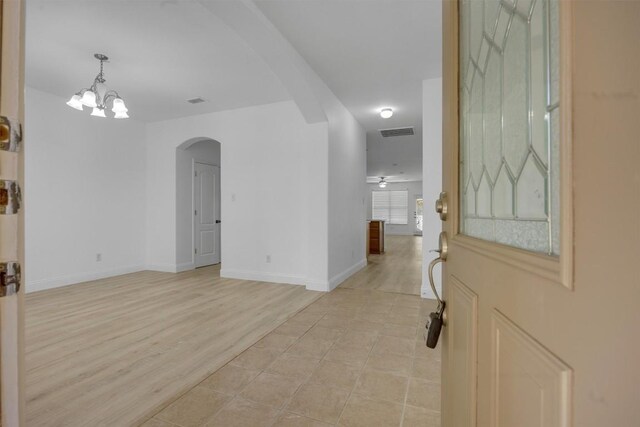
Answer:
437, 1, 640, 426
0, 0, 25, 424
194, 163, 220, 267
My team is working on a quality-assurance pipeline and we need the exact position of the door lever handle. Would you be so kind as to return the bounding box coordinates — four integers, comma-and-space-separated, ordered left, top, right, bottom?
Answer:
425, 232, 448, 348
427, 232, 448, 308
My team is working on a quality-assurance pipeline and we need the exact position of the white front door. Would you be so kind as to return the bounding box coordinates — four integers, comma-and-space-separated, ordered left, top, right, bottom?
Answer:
194, 162, 220, 267
437, 1, 640, 426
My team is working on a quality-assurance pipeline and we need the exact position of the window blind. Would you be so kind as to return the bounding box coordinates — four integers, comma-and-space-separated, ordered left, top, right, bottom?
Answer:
372, 190, 408, 225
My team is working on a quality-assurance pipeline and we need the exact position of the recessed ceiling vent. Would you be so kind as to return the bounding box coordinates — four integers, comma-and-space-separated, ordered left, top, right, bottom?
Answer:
380, 127, 414, 137
187, 97, 206, 104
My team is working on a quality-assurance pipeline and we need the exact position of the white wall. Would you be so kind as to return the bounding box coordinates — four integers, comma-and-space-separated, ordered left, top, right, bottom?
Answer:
367, 181, 423, 236
24, 87, 147, 292
198, 1, 367, 289
145, 101, 331, 289
176, 139, 221, 270
422, 78, 443, 299
327, 105, 367, 287
25, 92, 364, 293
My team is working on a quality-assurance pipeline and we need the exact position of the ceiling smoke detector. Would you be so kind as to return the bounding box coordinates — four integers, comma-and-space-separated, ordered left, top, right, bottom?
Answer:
187, 97, 206, 104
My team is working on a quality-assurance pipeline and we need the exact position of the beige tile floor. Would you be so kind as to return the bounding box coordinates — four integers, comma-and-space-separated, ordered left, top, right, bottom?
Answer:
141, 288, 441, 427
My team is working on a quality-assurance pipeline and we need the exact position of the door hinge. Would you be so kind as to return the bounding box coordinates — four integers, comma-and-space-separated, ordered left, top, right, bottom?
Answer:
194, 248, 198, 254
0, 116, 22, 153
0, 262, 21, 297
194, 209, 197, 216
0, 180, 22, 214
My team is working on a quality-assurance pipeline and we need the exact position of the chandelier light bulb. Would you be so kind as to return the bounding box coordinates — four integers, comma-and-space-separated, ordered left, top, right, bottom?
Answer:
112, 98, 128, 113
80, 90, 97, 108
90, 107, 106, 118
114, 111, 129, 119
66, 95, 83, 111
380, 108, 393, 119
378, 177, 387, 188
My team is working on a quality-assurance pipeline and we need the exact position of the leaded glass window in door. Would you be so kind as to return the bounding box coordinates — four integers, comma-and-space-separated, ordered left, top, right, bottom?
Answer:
459, 0, 560, 255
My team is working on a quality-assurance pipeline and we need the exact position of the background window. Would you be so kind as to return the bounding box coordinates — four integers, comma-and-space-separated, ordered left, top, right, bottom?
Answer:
372, 190, 408, 225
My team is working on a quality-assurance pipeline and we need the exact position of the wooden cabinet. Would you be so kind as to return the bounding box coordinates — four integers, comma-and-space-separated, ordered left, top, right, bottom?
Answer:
368, 220, 385, 254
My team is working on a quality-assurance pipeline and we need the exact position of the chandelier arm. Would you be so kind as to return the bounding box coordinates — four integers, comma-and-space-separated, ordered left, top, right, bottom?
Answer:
102, 90, 121, 109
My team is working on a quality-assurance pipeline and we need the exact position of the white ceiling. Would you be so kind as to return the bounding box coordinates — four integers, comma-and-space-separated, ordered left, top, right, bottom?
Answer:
26, 1, 441, 181
26, 0, 291, 122
255, 0, 442, 182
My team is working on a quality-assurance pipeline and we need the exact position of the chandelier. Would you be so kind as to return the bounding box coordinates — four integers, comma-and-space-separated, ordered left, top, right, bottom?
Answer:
378, 177, 387, 188
66, 54, 129, 119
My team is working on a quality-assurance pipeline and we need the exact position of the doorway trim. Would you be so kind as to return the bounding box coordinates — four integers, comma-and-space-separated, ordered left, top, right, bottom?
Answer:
175, 137, 221, 272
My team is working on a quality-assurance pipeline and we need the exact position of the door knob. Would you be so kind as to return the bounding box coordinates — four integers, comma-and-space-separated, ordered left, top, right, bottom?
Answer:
435, 192, 448, 221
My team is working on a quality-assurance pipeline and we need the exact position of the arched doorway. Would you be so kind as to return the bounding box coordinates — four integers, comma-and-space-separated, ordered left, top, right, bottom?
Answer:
176, 137, 221, 270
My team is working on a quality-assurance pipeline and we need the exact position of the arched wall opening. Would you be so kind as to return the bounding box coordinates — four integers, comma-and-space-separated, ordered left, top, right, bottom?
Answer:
175, 137, 222, 272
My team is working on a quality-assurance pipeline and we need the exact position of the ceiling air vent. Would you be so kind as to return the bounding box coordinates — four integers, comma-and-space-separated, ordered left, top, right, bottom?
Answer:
380, 127, 414, 137
187, 97, 206, 104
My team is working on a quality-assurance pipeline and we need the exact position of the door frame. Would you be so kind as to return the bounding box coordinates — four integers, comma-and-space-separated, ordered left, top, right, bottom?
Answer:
441, 0, 574, 290
0, 0, 26, 424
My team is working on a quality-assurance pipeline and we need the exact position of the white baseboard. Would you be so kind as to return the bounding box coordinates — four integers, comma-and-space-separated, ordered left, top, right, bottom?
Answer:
26, 264, 145, 293
146, 262, 195, 273
146, 263, 179, 273
176, 262, 195, 272
328, 259, 367, 291
220, 268, 306, 287
304, 279, 330, 292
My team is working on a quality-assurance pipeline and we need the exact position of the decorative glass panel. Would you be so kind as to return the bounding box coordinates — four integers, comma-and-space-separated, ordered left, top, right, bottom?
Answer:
459, 0, 560, 255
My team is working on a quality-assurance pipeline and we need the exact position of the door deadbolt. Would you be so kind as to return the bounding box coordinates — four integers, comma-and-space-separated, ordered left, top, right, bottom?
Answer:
435, 192, 448, 221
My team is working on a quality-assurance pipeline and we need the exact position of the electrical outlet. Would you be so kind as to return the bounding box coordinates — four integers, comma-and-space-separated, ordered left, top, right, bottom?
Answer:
96, 253, 102, 262
266, 255, 271, 263
231, 193, 236, 202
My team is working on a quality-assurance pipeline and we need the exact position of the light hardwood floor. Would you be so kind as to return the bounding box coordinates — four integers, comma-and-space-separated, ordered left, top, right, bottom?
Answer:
340, 235, 423, 295
25, 266, 321, 427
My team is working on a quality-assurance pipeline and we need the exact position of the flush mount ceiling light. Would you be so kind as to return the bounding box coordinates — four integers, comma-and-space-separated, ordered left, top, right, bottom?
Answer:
66, 54, 129, 119
380, 108, 393, 119
378, 177, 387, 188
